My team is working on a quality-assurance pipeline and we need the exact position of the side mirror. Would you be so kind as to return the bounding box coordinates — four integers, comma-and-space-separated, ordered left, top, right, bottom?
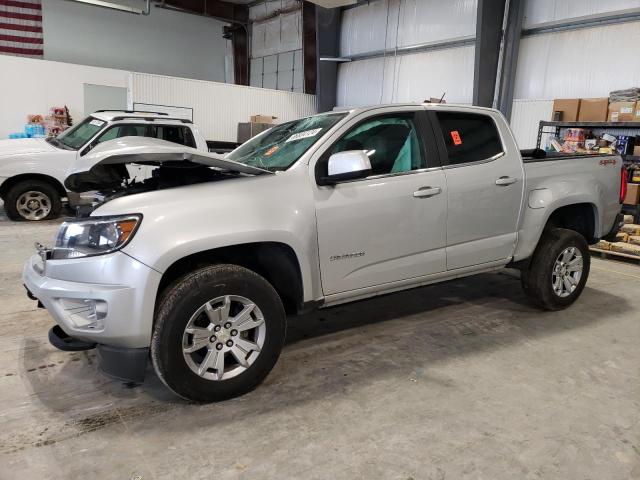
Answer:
320, 150, 372, 185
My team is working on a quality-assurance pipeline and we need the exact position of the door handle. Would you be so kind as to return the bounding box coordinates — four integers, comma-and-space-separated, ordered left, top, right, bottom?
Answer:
495, 176, 517, 186
413, 186, 442, 198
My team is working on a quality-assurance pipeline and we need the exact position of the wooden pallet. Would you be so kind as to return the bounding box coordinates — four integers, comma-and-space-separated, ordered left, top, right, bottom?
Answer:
590, 247, 640, 264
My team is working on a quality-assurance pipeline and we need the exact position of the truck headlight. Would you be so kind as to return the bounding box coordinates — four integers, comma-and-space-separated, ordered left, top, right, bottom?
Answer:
52, 215, 141, 260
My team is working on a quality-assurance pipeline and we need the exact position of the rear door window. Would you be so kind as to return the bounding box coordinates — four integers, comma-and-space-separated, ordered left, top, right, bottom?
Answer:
435, 112, 503, 165
150, 125, 197, 148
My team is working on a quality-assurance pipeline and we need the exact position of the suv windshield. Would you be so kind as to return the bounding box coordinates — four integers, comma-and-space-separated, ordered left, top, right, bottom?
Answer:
56, 116, 107, 150
227, 112, 347, 171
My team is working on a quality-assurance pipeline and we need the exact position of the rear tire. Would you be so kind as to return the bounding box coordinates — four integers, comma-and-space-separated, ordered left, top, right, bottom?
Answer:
151, 264, 286, 403
4, 179, 62, 221
521, 228, 590, 310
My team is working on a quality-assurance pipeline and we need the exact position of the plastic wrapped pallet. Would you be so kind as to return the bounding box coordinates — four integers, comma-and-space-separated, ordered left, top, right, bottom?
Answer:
629, 236, 640, 246
609, 88, 640, 103
610, 242, 640, 256
620, 224, 640, 236
594, 240, 611, 250
623, 214, 634, 224
616, 232, 629, 243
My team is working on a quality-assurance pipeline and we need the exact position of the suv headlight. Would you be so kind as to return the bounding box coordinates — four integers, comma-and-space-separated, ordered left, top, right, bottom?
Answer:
52, 214, 142, 260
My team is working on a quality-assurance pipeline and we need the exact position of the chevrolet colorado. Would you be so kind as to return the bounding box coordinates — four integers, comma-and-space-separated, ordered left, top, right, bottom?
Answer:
0, 110, 207, 221
23, 103, 625, 402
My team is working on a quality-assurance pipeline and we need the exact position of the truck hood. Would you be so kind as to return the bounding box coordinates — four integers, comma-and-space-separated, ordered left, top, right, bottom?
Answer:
0, 138, 57, 158
64, 137, 272, 192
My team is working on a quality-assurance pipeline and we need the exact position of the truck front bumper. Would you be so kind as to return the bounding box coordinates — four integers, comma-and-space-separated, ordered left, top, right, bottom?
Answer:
23, 251, 162, 381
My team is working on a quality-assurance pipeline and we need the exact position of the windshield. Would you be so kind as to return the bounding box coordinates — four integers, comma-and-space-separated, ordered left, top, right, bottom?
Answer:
56, 116, 107, 150
227, 112, 347, 171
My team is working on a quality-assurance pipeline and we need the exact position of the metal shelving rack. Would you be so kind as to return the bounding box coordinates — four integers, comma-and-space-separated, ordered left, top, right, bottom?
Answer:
535, 120, 640, 152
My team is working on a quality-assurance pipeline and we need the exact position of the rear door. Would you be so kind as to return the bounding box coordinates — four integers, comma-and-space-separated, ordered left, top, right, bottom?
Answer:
313, 107, 447, 295
432, 109, 524, 270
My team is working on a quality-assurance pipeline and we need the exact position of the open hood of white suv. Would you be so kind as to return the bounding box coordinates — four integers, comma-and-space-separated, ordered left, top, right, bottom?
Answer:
64, 137, 272, 192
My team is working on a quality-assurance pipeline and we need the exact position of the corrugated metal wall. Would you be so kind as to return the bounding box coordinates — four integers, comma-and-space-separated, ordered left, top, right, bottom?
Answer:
336, 45, 475, 106
249, 0, 304, 93
523, 0, 640, 28
336, 0, 477, 107
514, 21, 640, 100
131, 73, 317, 142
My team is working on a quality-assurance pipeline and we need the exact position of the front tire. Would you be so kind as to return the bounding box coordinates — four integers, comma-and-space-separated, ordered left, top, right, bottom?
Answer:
4, 179, 62, 221
521, 228, 590, 310
151, 264, 286, 402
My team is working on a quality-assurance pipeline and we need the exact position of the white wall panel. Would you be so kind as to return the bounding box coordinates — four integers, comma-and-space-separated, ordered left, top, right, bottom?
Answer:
340, 0, 476, 57
523, 0, 640, 28
336, 45, 474, 107
509, 99, 554, 149
131, 73, 317, 142
514, 21, 640, 100
0, 55, 129, 139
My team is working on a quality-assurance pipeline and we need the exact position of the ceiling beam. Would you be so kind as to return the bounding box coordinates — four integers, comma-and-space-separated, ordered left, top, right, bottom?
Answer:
160, 0, 249, 24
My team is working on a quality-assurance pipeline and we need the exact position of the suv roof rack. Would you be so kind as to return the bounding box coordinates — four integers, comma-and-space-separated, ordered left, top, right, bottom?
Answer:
94, 109, 169, 116
110, 115, 193, 124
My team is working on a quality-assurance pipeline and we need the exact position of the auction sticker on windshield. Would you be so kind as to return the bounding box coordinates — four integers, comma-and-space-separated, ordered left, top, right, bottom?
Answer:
90, 119, 105, 127
286, 128, 323, 143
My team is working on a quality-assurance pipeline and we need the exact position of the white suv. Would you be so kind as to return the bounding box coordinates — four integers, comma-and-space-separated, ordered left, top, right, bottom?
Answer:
0, 110, 207, 221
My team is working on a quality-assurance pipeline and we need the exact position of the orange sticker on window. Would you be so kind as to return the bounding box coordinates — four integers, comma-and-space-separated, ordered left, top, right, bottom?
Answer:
450, 130, 462, 145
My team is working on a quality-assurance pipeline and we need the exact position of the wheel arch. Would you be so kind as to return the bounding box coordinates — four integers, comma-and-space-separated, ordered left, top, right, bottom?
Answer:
545, 202, 598, 244
0, 173, 66, 199
156, 242, 305, 316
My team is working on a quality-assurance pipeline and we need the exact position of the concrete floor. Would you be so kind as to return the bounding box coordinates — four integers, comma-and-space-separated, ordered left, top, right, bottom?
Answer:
0, 212, 639, 480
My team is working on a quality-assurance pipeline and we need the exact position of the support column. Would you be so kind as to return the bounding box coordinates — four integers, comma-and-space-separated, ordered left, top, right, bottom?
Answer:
315, 6, 341, 112
302, 2, 318, 95
473, 0, 507, 107
496, 0, 525, 119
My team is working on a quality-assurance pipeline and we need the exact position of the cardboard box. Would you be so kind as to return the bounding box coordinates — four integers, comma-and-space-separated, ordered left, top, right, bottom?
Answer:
634, 145, 640, 156
552, 99, 580, 121
250, 114, 277, 124
623, 185, 640, 206
578, 98, 608, 121
608, 101, 637, 122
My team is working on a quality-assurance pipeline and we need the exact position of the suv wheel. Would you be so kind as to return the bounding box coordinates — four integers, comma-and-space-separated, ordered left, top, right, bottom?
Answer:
151, 264, 286, 402
521, 228, 590, 310
4, 179, 62, 221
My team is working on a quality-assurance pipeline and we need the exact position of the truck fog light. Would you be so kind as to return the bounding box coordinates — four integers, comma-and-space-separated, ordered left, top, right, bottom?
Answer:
59, 298, 107, 330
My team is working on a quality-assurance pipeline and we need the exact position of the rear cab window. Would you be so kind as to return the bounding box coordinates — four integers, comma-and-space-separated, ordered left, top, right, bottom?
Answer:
435, 111, 504, 166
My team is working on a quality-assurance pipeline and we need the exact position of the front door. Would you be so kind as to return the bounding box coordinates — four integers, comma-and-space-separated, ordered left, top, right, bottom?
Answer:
314, 108, 447, 295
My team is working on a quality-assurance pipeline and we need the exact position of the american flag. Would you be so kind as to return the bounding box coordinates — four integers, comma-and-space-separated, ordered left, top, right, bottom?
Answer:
0, 0, 43, 58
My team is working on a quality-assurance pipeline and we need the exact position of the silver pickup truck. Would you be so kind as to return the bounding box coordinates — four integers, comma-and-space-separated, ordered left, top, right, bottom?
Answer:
23, 103, 625, 402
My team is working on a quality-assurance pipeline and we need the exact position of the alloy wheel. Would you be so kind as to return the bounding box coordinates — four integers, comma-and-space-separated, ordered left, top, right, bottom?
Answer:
182, 295, 266, 381
551, 246, 583, 298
